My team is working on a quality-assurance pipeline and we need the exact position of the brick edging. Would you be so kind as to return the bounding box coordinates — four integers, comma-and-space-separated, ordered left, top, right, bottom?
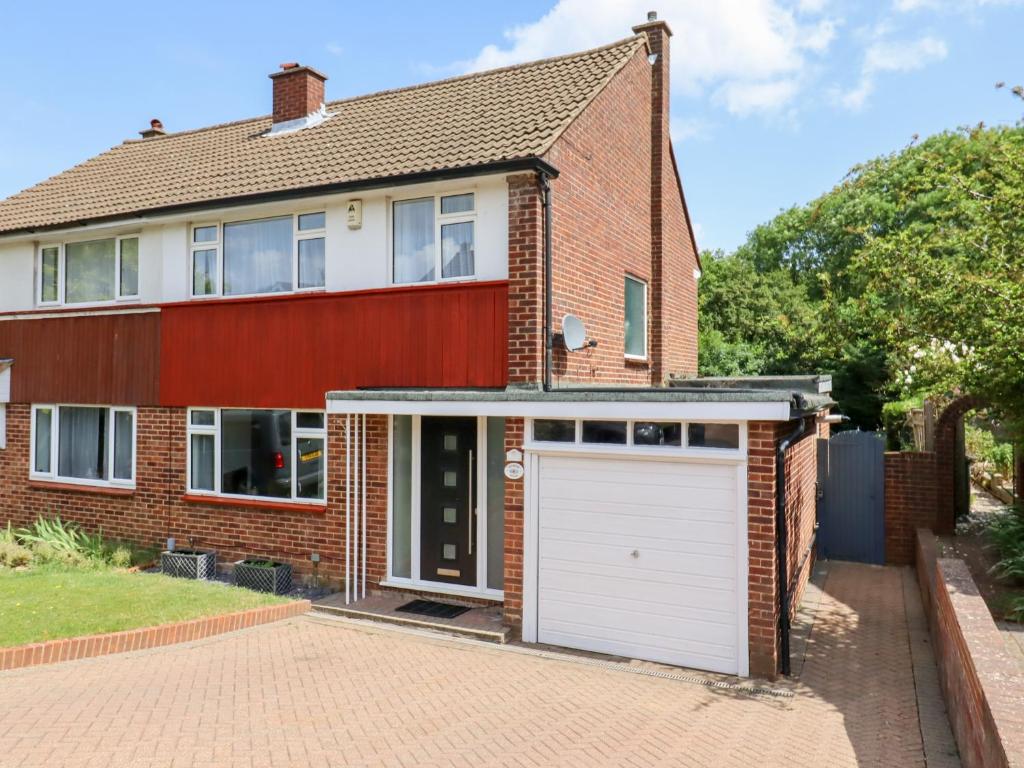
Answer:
0, 599, 311, 671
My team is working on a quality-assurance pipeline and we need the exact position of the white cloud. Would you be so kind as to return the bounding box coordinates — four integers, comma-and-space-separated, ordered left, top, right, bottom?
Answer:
836, 35, 948, 110
326, 42, 344, 57
670, 117, 712, 142
894, 0, 1023, 10
453, 0, 839, 117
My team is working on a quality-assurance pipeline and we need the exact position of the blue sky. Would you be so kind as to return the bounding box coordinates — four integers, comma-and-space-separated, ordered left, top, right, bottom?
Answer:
1, 0, 1020, 252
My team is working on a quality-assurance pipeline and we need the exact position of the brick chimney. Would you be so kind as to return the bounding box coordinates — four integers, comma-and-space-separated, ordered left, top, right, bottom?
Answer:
269, 63, 327, 126
632, 11, 674, 383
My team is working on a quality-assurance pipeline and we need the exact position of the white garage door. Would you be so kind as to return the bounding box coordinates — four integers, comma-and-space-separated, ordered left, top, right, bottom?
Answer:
536, 455, 744, 675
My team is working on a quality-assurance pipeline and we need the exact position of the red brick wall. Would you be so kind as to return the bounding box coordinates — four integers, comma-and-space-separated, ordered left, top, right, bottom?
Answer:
916, 530, 1024, 768
506, 175, 544, 385
502, 418, 525, 625
885, 451, 938, 565
0, 404, 390, 588
747, 417, 821, 679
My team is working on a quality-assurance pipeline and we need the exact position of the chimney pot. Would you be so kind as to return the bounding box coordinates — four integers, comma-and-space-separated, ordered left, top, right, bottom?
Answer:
139, 118, 166, 139
647, 10, 657, 21
280, 62, 299, 70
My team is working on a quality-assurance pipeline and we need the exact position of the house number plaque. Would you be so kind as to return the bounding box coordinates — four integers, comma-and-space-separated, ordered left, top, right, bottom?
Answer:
504, 462, 524, 481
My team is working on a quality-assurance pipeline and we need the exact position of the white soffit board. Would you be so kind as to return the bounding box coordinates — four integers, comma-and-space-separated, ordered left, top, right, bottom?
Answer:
326, 398, 792, 421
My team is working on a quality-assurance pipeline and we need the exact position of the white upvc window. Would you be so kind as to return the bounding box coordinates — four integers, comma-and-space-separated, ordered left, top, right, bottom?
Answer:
624, 274, 648, 360
30, 404, 137, 487
37, 236, 140, 307
190, 212, 326, 299
527, 418, 743, 456
391, 192, 476, 285
186, 408, 327, 504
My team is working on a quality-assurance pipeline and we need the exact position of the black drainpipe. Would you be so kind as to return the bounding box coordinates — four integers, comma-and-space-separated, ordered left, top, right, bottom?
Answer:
541, 171, 554, 391
776, 415, 807, 676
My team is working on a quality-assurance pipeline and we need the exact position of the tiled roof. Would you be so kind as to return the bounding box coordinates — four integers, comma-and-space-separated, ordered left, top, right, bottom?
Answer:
0, 36, 645, 235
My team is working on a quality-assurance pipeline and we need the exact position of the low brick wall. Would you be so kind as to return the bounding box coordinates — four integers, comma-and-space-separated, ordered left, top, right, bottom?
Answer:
916, 529, 1024, 768
885, 451, 938, 565
0, 599, 310, 672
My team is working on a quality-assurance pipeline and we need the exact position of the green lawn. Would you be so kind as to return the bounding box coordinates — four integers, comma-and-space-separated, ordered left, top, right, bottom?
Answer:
0, 567, 287, 647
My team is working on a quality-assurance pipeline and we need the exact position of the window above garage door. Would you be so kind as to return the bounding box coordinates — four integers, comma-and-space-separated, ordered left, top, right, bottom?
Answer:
526, 418, 745, 460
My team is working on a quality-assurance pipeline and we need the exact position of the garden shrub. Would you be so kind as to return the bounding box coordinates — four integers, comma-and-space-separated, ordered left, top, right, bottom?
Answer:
986, 504, 1024, 619
1, 517, 153, 570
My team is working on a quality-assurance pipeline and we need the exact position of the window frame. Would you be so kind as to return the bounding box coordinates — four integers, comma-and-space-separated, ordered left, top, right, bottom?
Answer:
185, 407, 328, 506
29, 403, 137, 488
389, 191, 477, 286
36, 235, 141, 307
624, 274, 649, 361
526, 417, 745, 459
189, 212, 327, 300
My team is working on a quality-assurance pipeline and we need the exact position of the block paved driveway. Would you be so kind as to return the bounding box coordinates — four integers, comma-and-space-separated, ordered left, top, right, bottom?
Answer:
0, 562, 959, 767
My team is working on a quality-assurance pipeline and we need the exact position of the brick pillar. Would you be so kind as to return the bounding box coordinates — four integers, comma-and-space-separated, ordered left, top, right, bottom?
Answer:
506, 173, 544, 386
502, 418, 525, 626
632, 15, 672, 384
748, 421, 779, 679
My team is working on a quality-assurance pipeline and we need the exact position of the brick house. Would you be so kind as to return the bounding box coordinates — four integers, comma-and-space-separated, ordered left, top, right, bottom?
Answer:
0, 15, 830, 679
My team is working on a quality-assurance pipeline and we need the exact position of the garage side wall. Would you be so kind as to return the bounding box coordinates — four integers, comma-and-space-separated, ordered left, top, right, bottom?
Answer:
747, 416, 823, 679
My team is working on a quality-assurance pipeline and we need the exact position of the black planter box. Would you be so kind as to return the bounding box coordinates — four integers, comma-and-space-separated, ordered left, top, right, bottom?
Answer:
234, 559, 292, 595
161, 549, 217, 580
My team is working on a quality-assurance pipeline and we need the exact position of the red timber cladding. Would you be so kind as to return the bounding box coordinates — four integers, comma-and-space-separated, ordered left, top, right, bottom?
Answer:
0, 310, 160, 405
747, 417, 821, 679
159, 281, 508, 408
541, 47, 654, 386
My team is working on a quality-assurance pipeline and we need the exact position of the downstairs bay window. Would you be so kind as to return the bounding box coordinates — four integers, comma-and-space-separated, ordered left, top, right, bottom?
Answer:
30, 405, 136, 487
187, 408, 326, 504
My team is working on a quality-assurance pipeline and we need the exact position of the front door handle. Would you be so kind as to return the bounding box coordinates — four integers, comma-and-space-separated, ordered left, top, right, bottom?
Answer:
468, 449, 474, 557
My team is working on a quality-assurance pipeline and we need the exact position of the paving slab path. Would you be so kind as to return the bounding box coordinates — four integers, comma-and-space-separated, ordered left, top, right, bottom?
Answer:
0, 562, 959, 767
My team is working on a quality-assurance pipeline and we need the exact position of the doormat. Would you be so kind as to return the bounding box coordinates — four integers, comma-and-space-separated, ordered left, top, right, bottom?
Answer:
396, 599, 471, 620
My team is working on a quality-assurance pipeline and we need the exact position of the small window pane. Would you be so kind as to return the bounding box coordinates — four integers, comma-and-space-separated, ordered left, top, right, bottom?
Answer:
193, 226, 218, 243
392, 415, 413, 578
296, 436, 325, 500
533, 419, 575, 443
443, 507, 457, 524
65, 239, 116, 303
441, 193, 474, 214
443, 434, 457, 451
58, 406, 108, 481
442, 543, 457, 561
193, 249, 217, 295
190, 410, 215, 426
633, 422, 682, 446
298, 237, 325, 289
113, 411, 133, 480
441, 221, 474, 279
393, 198, 435, 283
34, 409, 52, 473
190, 434, 215, 491
40, 248, 59, 303
220, 409, 292, 498
582, 421, 627, 445
296, 412, 324, 430
625, 276, 647, 357
443, 470, 457, 487
298, 212, 325, 231
688, 423, 740, 450
224, 216, 293, 295
119, 238, 139, 297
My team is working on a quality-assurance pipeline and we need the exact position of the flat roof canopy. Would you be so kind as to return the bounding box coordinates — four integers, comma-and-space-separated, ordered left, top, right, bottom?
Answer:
326, 382, 834, 422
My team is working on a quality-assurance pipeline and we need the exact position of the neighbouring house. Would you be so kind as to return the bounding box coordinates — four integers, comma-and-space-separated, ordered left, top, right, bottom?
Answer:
0, 14, 831, 679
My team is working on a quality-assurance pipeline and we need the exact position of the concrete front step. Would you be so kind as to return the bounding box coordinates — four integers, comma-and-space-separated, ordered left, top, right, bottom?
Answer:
310, 602, 511, 644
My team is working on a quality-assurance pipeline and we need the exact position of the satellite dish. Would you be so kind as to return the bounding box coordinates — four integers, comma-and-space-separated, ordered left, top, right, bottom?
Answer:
562, 314, 587, 351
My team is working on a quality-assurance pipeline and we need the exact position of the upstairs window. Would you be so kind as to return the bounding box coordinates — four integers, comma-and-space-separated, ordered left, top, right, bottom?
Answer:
393, 192, 475, 284
191, 212, 326, 298
37, 236, 140, 306
624, 275, 647, 359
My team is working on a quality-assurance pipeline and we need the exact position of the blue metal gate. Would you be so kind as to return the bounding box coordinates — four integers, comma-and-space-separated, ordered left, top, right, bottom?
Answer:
818, 430, 886, 565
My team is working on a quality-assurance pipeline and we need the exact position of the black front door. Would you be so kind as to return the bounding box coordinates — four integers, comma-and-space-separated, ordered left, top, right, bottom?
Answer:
420, 417, 477, 586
